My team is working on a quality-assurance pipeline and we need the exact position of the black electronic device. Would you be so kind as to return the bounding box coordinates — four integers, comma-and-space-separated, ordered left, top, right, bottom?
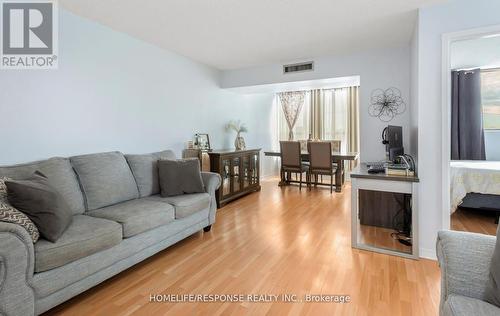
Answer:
382, 125, 404, 163
389, 147, 404, 162
368, 166, 385, 174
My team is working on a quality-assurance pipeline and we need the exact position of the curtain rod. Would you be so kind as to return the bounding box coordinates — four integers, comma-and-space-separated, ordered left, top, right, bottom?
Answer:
273, 85, 360, 94
452, 66, 500, 72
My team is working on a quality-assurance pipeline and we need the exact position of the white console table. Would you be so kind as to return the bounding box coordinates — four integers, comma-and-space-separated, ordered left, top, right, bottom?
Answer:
351, 164, 419, 259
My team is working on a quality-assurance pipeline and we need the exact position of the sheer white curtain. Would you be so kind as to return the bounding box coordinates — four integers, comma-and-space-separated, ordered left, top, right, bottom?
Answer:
322, 88, 348, 153
275, 92, 311, 145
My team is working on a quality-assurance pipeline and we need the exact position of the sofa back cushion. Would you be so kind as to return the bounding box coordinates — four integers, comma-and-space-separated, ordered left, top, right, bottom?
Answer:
125, 150, 176, 197
0, 158, 85, 214
70, 152, 139, 210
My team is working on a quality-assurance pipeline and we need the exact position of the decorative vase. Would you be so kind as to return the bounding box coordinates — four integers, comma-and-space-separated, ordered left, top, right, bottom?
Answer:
235, 132, 246, 150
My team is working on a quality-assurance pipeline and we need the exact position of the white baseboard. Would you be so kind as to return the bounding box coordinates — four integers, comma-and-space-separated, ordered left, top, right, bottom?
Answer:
419, 247, 437, 260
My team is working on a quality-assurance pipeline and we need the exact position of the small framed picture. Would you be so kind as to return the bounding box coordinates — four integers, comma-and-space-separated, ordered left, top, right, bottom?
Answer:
195, 133, 210, 150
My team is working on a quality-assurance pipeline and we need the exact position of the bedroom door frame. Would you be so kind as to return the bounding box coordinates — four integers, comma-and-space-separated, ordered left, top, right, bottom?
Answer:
441, 24, 500, 230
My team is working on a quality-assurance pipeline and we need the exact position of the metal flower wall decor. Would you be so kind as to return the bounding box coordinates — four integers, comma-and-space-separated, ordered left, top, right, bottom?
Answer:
369, 87, 406, 122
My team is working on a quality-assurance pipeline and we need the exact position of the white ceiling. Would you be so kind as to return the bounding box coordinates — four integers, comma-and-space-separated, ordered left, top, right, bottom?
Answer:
451, 34, 500, 70
60, 0, 446, 70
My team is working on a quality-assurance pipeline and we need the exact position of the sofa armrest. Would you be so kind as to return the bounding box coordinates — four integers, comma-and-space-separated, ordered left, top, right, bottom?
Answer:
0, 222, 36, 316
436, 230, 496, 313
201, 172, 221, 224
201, 172, 221, 194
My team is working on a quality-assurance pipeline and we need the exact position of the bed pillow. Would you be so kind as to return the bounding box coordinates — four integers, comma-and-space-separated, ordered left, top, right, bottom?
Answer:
158, 159, 205, 197
485, 226, 500, 307
6, 171, 72, 242
0, 177, 39, 242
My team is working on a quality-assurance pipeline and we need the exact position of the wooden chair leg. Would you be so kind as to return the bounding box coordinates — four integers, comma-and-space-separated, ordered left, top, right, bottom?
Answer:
330, 173, 333, 193
299, 172, 302, 190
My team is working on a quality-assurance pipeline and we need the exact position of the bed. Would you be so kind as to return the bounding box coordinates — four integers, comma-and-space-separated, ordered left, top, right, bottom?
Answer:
450, 161, 500, 216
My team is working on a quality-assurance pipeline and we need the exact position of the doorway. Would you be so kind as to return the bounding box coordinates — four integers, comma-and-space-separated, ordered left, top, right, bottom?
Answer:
442, 25, 500, 235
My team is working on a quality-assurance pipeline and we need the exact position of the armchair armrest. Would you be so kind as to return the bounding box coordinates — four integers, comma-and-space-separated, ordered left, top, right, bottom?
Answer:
201, 172, 221, 224
0, 222, 36, 316
436, 230, 496, 313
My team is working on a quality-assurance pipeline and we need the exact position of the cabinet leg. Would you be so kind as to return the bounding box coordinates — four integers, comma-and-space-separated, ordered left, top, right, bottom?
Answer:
203, 225, 212, 232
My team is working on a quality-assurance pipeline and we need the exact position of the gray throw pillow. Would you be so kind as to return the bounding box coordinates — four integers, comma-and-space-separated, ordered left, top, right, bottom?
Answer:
6, 171, 72, 242
0, 177, 40, 242
485, 226, 500, 307
158, 159, 205, 197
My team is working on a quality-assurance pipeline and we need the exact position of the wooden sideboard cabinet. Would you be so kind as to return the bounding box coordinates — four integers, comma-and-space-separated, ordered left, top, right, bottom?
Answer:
208, 149, 261, 207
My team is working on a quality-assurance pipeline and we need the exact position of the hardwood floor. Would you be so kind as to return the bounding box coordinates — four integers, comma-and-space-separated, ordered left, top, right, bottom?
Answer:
45, 178, 441, 316
358, 225, 412, 254
451, 207, 498, 235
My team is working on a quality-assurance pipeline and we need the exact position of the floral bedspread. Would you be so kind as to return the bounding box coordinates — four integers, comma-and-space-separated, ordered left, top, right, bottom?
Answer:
450, 161, 500, 213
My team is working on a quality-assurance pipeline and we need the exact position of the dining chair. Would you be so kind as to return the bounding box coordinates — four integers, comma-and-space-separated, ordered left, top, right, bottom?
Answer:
279, 141, 309, 190
308, 141, 337, 193
317, 140, 341, 183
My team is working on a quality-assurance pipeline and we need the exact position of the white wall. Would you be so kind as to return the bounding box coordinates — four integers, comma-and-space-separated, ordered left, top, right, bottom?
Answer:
450, 36, 500, 69
0, 10, 275, 171
416, 0, 500, 258
485, 130, 500, 160
223, 46, 411, 163
410, 18, 419, 162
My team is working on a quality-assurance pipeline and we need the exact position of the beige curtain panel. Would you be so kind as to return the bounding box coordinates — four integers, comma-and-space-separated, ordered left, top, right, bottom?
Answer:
347, 86, 360, 170
278, 91, 306, 140
309, 89, 322, 140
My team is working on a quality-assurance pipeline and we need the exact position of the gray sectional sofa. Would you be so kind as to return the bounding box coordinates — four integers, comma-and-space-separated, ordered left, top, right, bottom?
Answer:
0, 150, 221, 316
436, 230, 500, 316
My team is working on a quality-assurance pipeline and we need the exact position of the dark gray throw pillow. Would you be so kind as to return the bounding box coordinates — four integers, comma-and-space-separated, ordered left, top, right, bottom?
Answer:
158, 159, 205, 197
6, 171, 73, 242
485, 226, 500, 307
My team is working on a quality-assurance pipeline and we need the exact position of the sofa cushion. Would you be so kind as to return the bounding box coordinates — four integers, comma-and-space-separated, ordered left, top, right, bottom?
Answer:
6, 171, 73, 242
70, 152, 139, 211
31, 208, 210, 299
443, 294, 500, 316
147, 193, 210, 219
34, 215, 122, 273
0, 157, 85, 214
87, 198, 175, 238
125, 150, 176, 197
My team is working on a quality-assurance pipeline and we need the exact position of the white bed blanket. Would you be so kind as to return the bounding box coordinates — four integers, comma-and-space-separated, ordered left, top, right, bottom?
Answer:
450, 161, 500, 214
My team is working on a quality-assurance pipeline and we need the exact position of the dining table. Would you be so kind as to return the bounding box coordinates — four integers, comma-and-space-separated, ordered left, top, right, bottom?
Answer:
263, 150, 359, 192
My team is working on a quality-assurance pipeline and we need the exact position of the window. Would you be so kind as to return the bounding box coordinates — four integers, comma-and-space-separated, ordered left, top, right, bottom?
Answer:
481, 69, 500, 129
274, 88, 357, 154
323, 88, 348, 152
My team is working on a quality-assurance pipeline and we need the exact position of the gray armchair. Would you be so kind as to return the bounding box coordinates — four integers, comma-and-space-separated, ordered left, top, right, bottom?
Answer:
436, 230, 500, 316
